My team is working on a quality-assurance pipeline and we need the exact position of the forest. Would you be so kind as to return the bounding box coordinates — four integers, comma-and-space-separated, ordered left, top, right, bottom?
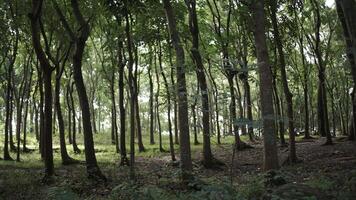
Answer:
0, 0, 356, 199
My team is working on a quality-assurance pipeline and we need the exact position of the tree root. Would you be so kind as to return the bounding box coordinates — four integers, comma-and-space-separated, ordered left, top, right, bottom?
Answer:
73, 146, 81, 154
3, 155, 14, 161
62, 157, 80, 165
235, 141, 254, 150
201, 157, 225, 170
322, 141, 334, 146
159, 148, 168, 153
281, 155, 302, 166
41, 174, 55, 184
120, 156, 130, 166
22, 147, 35, 153
87, 166, 107, 182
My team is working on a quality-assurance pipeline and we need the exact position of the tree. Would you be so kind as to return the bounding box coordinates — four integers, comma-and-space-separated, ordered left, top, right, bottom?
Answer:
52, 0, 106, 181
54, 43, 77, 165
251, 0, 279, 170
163, 0, 192, 182
185, 0, 216, 167
269, 0, 297, 163
336, 0, 356, 141
307, 0, 333, 145
29, 0, 54, 178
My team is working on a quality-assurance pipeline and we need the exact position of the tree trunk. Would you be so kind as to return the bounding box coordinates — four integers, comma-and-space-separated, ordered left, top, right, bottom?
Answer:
55, 48, 76, 165
154, 50, 164, 152
63, 0, 105, 180
158, 38, 175, 161
134, 46, 145, 152
66, 82, 73, 145
208, 59, 221, 144
336, 0, 356, 140
269, 0, 297, 162
30, 0, 55, 176
124, 9, 136, 180
23, 66, 33, 152
70, 83, 80, 154
148, 49, 155, 145
228, 77, 241, 147
185, 0, 214, 166
236, 76, 247, 136
3, 37, 16, 160
251, 0, 279, 170
192, 90, 199, 145
116, 23, 128, 164
163, 0, 192, 182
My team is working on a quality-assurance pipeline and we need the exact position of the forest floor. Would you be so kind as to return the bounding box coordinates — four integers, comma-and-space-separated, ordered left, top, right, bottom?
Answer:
0, 134, 356, 200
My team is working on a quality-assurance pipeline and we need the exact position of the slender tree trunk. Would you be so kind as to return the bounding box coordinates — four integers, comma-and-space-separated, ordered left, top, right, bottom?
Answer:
272, 78, 285, 145
70, 83, 80, 154
185, 0, 214, 166
55, 48, 76, 165
167, 42, 179, 145
192, 90, 199, 145
61, 0, 106, 180
154, 51, 164, 152
163, 0, 192, 181
4, 41, 16, 160
251, 0, 279, 170
23, 67, 33, 152
298, 35, 311, 139
228, 77, 241, 147
116, 24, 128, 165
158, 39, 175, 161
30, 1, 54, 177
310, 0, 332, 145
34, 100, 39, 141
236, 76, 246, 136
207, 59, 221, 144
132, 45, 145, 152
66, 82, 73, 145
15, 55, 29, 161
149, 54, 155, 145
270, 0, 297, 162
110, 73, 119, 152
124, 9, 136, 180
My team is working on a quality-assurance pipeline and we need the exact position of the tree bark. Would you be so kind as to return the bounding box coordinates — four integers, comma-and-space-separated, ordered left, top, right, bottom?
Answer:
148, 49, 155, 145
336, 0, 356, 140
269, 0, 297, 162
158, 38, 175, 161
30, 0, 54, 177
154, 49, 164, 152
53, 0, 106, 180
116, 21, 128, 165
185, 0, 214, 167
251, 0, 279, 170
163, 0, 192, 182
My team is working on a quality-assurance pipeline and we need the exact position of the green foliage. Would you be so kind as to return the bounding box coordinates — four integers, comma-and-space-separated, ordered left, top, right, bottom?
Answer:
47, 187, 79, 200
305, 176, 335, 191
183, 183, 239, 200
236, 175, 265, 200
141, 187, 176, 200
109, 181, 241, 200
109, 182, 141, 200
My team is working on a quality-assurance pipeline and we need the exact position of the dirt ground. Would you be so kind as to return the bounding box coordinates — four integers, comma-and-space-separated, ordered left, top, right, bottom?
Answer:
1, 137, 356, 199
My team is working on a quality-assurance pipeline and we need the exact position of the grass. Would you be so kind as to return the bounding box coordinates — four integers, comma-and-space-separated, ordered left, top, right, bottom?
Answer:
1, 128, 354, 199
0, 128, 310, 169
0, 129, 246, 169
